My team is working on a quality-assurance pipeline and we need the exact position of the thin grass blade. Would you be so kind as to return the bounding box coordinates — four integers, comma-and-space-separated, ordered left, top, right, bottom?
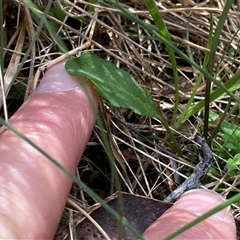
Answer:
144, 0, 179, 124
203, 0, 234, 137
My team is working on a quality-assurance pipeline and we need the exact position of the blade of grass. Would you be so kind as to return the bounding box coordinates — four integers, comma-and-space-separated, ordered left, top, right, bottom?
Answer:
178, 69, 240, 125
164, 192, 240, 239
205, 0, 234, 85
203, 0, 214, 139
0, 0, 8, 121
144, 0, 179, 125
176, 0, 213, 131
0, 0, 3, 74
23, 0, 68, 52
215, 28, 240, 76
0, 117, 144, 239
203, 0, 234, 139
174, 47, 210, 129
95, 113, 125, 239
15, 0, 54, 83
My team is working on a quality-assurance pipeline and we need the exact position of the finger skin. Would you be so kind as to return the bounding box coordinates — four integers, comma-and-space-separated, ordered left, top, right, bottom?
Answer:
0, 62, 98, 238
143, 189, 236, 240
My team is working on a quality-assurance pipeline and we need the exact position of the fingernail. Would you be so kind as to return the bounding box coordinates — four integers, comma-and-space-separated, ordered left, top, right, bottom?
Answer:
35, 61, 81, 93
174, 189, 230, 220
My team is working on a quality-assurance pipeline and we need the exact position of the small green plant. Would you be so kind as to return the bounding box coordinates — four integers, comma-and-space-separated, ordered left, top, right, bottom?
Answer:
213, 121, 240, 176
226, 153, 240, 176
221, 122, 240, 156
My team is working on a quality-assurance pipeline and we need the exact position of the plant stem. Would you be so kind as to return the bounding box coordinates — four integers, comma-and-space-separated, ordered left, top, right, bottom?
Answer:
204, 0, 234, 139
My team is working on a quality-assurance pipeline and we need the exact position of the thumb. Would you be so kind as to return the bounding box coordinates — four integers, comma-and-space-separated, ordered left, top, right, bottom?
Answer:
143, 189, 236, 239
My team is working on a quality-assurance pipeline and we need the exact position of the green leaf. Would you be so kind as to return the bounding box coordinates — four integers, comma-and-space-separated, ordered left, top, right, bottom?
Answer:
209, 110, 219, 123
226, 153, 240, 171
65, 52, 161, 119
225, 143, 238, 152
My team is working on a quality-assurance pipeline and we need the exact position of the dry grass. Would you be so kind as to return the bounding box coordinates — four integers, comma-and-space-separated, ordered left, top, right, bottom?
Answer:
2, 0, 240, 239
